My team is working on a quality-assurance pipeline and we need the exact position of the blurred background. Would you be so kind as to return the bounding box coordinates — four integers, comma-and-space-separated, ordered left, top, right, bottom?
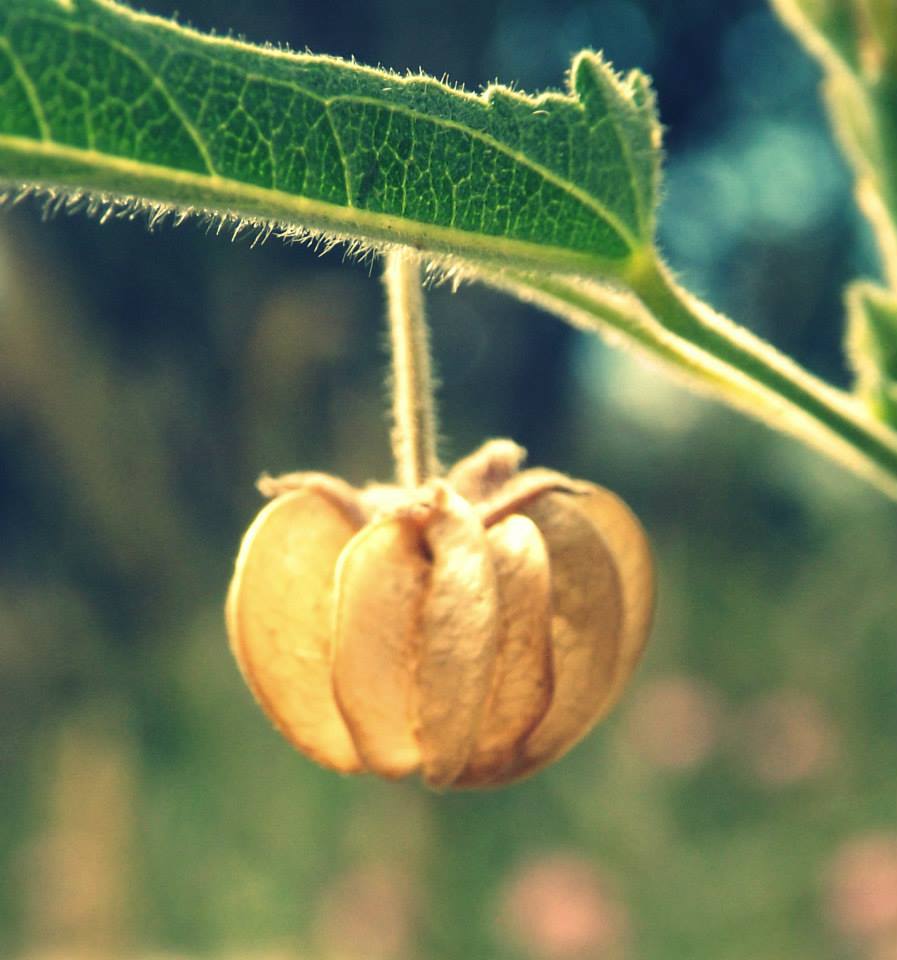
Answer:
1, 1, 896, 958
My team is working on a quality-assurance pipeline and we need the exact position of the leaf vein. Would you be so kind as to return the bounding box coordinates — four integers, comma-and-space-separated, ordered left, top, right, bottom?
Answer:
0, 35, 50, 141
23, 15, 219, 176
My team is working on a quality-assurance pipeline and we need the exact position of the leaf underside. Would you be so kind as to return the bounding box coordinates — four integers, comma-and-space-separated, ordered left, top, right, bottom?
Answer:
0, 0, 661, 275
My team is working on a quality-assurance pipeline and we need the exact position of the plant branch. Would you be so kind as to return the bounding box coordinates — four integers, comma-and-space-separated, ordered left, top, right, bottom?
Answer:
484, 254, 897, 501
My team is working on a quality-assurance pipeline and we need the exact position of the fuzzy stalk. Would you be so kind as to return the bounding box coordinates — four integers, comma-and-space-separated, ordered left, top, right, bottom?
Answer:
383, 249, 440, 488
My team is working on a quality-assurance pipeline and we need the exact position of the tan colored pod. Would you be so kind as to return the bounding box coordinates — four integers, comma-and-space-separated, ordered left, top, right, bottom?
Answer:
226, 439, 655, 790
226, 487, 363, 773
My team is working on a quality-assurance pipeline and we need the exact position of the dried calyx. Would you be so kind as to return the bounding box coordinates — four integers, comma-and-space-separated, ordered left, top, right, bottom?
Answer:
226, 438, 654, 789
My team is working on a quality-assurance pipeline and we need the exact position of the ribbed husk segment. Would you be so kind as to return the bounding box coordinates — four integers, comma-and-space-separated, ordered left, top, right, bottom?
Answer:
332, 483, 500, 786
504, 492, 623, 781
226, 441, 655, 789
226, 485, 363, 773
453, 513, 553, 787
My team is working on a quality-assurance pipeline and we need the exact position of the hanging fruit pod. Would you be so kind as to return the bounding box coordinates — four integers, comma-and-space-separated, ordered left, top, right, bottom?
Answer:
226, 439, 654, 789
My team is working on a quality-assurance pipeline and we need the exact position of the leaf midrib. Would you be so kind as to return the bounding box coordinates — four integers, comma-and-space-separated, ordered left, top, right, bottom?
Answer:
0, 132, 639, 279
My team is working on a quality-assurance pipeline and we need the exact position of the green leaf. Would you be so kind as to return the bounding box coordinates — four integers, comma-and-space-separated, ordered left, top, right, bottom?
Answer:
847, 281, 897, 426
771, 0, 897, 289
0, 0, 661, 278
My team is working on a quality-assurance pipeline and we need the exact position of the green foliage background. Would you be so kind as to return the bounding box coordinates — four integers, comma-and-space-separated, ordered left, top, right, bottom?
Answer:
0, 1, 895, 959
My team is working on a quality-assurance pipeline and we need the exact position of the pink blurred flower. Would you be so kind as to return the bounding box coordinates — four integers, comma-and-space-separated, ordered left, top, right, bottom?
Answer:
622, 675, 723, 771
737, 690, 837, 787
824, 833, 897, 943
497, 853, 629, 959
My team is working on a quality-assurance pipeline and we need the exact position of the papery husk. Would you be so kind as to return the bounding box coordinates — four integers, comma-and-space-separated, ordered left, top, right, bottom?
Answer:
226, 487, 363, 773
227, 441, 655, 791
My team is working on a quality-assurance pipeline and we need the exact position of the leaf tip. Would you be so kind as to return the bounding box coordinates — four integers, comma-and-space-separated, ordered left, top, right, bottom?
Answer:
568, 49, 656, 115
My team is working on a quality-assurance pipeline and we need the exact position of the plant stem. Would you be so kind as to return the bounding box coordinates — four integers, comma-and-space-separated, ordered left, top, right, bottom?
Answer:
383, 249, 440, 488
485, 254, 897, 501
634, 257, 897, 484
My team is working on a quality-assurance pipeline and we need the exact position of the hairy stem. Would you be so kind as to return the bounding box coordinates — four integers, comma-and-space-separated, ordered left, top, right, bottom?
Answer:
485, 254, 897, 501
383, 250, 440, 488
